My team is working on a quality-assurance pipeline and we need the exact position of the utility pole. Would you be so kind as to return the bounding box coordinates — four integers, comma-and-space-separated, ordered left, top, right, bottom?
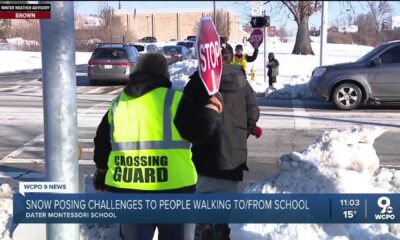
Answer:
118, 0, 121, 10
146, 15, 149, 36
39, 1, 79, 240
319, 1, 328, 66
263, 10, 267, 83
213, 0, 216, 24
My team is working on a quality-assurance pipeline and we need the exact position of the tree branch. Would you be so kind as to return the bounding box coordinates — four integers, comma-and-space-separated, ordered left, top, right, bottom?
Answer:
282, 1, 299, 23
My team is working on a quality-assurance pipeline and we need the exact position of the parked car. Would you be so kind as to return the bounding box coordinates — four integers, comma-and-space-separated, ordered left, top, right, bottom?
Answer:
132, 43, 161, 54
176, 41, 196, 58
162, 45, 190, 64
138, 36, 157, 43
309, 40, 400, 110
87, 43, 139, 85
185, 35, 196, 41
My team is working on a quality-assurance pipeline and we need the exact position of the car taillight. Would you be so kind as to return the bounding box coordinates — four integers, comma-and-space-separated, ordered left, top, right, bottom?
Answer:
88, 60, 98, 67
114, 62, 130, 66
173, 54, 182, 58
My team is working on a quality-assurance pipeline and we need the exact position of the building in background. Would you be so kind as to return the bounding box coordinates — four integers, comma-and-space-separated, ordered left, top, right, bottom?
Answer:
338, 25, 358, 33
75, 15, 103, 29
113, 9, 248, 43
392, 16, 400, 30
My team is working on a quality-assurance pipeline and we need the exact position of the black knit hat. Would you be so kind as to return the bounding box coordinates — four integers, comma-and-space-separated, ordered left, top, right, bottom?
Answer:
235, 44, 243, 51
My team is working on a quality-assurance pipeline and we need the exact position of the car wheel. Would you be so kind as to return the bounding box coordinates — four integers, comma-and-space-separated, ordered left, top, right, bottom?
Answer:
89, 79, 97, 86
332, 83, 362, 110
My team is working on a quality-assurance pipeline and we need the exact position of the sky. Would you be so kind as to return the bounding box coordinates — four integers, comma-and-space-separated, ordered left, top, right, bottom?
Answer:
76, 1, 400, 35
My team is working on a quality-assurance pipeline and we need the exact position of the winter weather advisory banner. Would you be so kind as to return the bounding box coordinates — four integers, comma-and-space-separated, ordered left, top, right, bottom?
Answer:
0, 4, 51, 19
12, 192, 400, 224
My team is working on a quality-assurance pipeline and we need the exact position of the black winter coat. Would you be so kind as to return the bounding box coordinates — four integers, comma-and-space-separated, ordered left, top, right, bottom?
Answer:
174, 64, 260, 181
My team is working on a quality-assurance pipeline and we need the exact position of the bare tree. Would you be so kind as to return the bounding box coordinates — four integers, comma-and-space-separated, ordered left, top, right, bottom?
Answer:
193, 9, 231, 37
276, 25, 289, 42
98, 3, 124, 43
0, 0, 28, 39
233, 1, 321, 54
333, 16, 349, 33
280, 1, 322, 55
215, 10, 230, 37
365, 1, 392, 37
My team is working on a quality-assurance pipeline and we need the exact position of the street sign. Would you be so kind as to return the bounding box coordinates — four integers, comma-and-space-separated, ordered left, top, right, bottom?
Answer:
251, 1, 263, 17
267, 26, 276, 37
249, 29, 263, 48
196, 16, 222, 95
250, 16, 270, 28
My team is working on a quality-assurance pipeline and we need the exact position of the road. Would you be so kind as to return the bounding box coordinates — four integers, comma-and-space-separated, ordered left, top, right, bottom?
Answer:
0, 66, 400, 191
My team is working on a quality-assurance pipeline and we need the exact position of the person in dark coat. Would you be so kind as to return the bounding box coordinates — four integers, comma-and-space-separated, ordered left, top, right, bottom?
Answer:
267, 52, 279, 90
174, 44, 261, 240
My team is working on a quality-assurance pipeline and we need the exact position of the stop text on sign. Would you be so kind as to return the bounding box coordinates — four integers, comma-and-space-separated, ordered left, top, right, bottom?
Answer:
249, 35, 263, 44
199, 41, 221, 73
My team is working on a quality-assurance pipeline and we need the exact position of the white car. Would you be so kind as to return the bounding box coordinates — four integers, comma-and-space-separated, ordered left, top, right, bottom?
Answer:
176, 41, 196, 58
131, 43, 161, 55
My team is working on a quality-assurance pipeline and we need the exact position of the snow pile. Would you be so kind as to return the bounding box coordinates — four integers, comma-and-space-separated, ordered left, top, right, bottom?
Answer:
169, 59, 198, 91
0, 51, 92, 73
7, 38, 39, 47
231, 126, 400, 240
0, 184, 13, 240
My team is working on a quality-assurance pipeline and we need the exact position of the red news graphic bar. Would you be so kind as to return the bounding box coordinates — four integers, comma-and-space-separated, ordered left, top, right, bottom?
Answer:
0, 11, 51, 19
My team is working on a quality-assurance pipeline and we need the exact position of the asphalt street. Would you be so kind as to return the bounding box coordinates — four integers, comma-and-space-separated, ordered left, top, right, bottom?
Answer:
0, 66, 399, 191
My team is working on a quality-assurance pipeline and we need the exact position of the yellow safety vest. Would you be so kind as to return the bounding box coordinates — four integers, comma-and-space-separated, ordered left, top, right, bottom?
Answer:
232, 55, 248, 73
105, 87, 197, 191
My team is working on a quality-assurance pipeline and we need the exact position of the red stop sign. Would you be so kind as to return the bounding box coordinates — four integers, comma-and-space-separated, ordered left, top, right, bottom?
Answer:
196, 17, 222, 95
249, 29, 264, 48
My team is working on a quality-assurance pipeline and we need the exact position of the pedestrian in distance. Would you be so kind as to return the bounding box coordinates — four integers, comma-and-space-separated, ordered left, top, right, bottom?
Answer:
174, 43, 262, 240
266, 52, 279, 92
232, 44, 258, 74
92, 53, 207, 240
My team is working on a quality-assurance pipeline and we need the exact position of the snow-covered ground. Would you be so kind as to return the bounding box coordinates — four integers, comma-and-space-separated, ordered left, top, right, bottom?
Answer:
0, 184, 12, 240
0, 51, 92, 73
167, 41, 373, 98
2, 127, 400, 240
0, 40, 373, 99
231, 127, 400, 240
247, 41, 373, 98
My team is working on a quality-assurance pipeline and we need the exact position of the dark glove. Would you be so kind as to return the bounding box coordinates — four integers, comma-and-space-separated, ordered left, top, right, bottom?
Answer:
252, 126, 262, 138
93, 169, 107, 191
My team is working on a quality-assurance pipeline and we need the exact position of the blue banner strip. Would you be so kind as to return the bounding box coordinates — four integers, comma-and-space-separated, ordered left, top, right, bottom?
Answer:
12, 193, 400, 224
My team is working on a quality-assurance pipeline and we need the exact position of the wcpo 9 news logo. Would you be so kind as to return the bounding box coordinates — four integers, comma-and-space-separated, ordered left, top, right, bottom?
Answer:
375, 196, 395, 220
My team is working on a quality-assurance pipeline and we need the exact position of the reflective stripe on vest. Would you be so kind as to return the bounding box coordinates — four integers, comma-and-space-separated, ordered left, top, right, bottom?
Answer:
105, 88, 197, 191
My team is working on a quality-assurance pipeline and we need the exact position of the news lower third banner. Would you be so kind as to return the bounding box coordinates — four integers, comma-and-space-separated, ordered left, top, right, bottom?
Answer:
13, 192, 400, 224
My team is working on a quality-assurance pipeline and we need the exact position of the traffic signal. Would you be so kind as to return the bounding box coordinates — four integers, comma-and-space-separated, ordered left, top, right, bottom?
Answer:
250, 16, 270, 28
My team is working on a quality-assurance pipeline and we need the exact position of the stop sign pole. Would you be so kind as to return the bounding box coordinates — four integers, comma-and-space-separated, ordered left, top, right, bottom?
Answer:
196, 17, 222, 95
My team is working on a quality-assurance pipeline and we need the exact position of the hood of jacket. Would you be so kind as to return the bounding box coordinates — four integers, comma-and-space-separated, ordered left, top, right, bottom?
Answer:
219, 64, 247, 93
268, 52, 275, 60
123, 71, 172, 97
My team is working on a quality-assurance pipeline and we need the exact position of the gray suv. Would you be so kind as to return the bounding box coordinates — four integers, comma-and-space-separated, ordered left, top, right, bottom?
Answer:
88, 43, 139, 85
309, 40, 400, 110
